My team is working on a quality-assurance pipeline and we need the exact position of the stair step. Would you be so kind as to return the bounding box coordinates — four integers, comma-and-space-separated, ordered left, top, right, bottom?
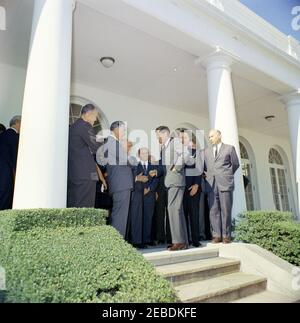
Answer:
176, 272, 267, 303
231, 291, 297, 303
143, 247, 219, 266
157, 257, 240, 287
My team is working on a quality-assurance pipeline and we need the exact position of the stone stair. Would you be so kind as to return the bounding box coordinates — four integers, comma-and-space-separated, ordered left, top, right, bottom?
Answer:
143, 247, 290, 303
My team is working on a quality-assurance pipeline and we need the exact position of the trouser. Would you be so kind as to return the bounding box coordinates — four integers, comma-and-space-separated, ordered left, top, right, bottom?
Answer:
67, 180, 96, 208
208, 185, 233, 238
168, 187, 188, 244
143, 191, 156, 244
110, 189, 131, 238
183, 188, 201, 245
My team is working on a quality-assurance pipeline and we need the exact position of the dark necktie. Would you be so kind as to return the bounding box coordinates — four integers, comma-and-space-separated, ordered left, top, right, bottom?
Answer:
215, 146, 218, 159
143, 163, 147, 174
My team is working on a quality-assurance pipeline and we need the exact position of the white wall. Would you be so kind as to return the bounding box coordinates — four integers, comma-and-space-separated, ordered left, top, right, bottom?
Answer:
0, 62, 26, 126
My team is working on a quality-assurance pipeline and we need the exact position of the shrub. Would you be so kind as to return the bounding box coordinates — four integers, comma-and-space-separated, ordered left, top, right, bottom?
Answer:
235, 211, 300, 266
0, 209, 177, 303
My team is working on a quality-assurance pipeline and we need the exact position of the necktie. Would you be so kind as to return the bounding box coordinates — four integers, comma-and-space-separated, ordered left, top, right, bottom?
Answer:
215, 146, 218, 159
143, 163, 147, 174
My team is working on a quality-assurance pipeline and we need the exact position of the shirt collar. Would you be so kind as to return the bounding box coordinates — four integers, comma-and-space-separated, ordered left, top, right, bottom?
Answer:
9, 127, 18, 134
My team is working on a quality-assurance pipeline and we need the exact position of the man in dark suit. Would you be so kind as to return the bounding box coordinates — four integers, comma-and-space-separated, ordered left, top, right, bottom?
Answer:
137, 148, 162, 246
0, 116, 21, 210
178, 129, 203, 248
0, 124, 6, 135
67, 104, 102, 208
103, 121, 133, 238
204, 129, 240, 244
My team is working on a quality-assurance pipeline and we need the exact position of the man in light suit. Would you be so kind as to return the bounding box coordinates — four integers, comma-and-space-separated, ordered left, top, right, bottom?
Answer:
204, 130, 240, 244
103, 121, 133, 238
151, 127, 192, 251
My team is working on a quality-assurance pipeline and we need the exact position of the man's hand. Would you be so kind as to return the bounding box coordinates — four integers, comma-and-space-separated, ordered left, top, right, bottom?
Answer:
144, 188, 151, 196
156, 192, 159, 201
102, 179, 108, 191
149, 170, 158, 177
136, 173, 149, 183
188, 184, 199, 197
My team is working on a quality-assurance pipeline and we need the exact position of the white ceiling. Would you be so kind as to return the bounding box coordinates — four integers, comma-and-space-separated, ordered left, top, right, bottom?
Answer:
0, 0, 290, 138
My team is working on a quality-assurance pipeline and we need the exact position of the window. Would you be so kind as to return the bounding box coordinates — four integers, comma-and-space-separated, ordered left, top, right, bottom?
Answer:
240, 142, 255, 211
269, 148, 291, 212
69, 103, 102, 134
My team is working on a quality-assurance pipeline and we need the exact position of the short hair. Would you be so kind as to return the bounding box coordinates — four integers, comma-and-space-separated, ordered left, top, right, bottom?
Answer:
110, 121, 126, 131
9, 116, 21, 127
81, 104, 96, 115
0, 123, 6, 133
156, 126, 170, 134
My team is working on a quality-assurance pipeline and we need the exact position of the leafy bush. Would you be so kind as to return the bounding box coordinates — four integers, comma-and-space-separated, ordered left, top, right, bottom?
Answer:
0, 209, 177, 303
235, 211, 300, 266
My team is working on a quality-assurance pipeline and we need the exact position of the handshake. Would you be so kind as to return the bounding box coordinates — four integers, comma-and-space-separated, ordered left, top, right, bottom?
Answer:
136, 170, 158, 183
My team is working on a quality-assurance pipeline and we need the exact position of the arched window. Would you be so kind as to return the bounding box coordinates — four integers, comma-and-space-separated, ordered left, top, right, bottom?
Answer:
269, 148, 291, 212
240, 142, 255, 210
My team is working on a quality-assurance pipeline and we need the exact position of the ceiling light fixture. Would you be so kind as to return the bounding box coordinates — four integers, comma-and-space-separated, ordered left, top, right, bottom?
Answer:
265, 115, 275, 122
100, 57, 115, 68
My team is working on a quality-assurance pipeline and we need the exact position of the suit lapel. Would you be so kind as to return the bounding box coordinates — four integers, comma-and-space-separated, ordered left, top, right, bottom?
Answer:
215, 143, 225, 161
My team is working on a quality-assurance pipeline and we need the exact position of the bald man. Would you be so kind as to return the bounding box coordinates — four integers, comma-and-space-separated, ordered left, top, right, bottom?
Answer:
204, 130, 240, 244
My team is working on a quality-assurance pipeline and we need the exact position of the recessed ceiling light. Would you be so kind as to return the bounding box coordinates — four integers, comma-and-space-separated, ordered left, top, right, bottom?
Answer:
173, 67, 177, 72
100, 57, 115, 68
265, 115, 275, 122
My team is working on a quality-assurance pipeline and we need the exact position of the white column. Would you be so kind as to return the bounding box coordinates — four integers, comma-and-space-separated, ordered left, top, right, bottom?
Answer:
201, 49, 247, 218
13, 0, 74, 209
281, 91, 300, 218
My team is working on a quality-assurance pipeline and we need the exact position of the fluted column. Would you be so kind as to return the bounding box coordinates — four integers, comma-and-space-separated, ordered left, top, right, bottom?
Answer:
201, 48, 247, 218
13, 0, 74, 209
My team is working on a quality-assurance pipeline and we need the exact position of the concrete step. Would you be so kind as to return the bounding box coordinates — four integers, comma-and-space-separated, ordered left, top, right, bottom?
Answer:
176, 272, 267, 303
231, 291, 297, 303
157, 257, 240, 287
143, 247, 219, 266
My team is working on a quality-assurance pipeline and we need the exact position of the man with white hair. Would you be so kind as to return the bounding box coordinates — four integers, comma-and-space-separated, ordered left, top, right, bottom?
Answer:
204, 129, 240, 244
0, 116, 21, 210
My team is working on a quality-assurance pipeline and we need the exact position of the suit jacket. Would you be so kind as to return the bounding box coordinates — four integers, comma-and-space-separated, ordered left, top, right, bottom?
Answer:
0, 129, 19, 191
105, 136, 133, 194
204, 143, 240, 192
68, 119, 101, 181
163, 138, 197, 188
134, 161, 161, 193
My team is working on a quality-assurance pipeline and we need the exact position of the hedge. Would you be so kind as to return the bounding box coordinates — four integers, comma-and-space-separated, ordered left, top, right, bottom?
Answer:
0, 209, 177, 303
235, 211, 300, 266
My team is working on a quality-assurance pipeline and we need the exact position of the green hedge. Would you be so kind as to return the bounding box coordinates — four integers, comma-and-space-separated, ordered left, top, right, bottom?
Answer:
0, 209, 177, 303
235, 211, 300, 266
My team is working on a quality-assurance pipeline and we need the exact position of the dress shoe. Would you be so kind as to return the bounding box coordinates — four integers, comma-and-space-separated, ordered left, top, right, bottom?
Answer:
192, 242, 202, 248
212, 237, 222, 244
223, 237, 231, 244
168, 243, 188, 251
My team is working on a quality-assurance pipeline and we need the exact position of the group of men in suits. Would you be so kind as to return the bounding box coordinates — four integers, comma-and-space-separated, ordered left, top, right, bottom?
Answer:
0, 116, 21, 210
67, 104, 240, 251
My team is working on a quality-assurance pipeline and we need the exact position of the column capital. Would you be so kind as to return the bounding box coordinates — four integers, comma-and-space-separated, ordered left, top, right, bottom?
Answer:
196, 46, 239, 72
279, 89, 300, 107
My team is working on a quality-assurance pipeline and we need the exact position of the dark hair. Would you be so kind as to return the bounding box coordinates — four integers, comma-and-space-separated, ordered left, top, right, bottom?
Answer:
155, 126, 170, 134
9, 116, 21, 127
0, 123, 6, 133
81, 104, 96, 115
110, 121, 126, 131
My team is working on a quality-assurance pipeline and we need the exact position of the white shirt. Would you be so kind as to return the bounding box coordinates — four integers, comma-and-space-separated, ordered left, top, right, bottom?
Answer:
141, 161, 149, 168
213, 142, 223, 158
